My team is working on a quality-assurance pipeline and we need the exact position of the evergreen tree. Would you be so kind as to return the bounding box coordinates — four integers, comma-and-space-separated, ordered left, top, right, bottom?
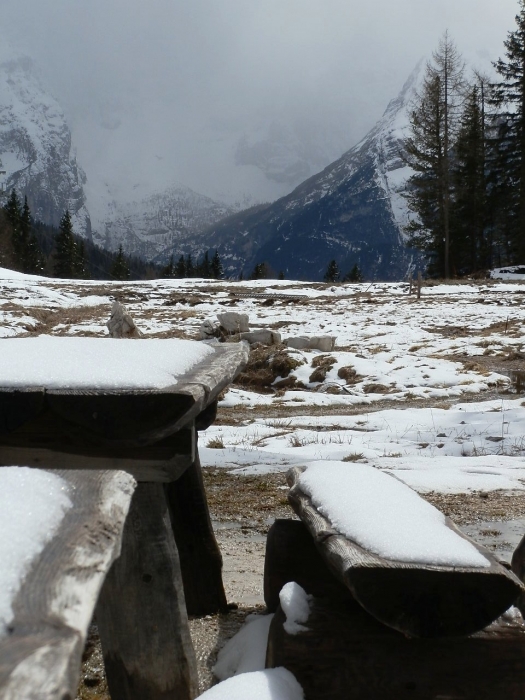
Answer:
175, 255, 186, 278
323, 259, 340, 283
161, 254, 175, 278
451, 83, 489, 273
404, 33, 465, 277
4, 190, 22, 269
251, 262, 269, 280
211, 250, 223, 279
200, 251, 211, 278
20, 197, 44, 274
344, 264, 363, 282
74, 239, 89, 279
185, 254, 194, 277
110, 245, 130, 280
54, 210, 76, 278
490, 1, 525, 262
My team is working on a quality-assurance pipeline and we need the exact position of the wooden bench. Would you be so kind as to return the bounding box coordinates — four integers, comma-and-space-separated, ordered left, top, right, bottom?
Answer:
264, 463, 525, 700
0, 337, 249, 700
0, 468, 135, 700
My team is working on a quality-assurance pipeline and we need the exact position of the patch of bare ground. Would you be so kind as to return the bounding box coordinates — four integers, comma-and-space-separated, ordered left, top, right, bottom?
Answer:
203, 469, 291, 527
21, 305, 109, 336
425, 491, 525, 525
214, 389, 519, 426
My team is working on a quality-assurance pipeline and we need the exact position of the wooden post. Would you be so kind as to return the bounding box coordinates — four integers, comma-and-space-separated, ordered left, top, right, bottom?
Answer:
96, 482, 198, 700
264, 520, 350, 612
165, 449, 228, 616
408, 273, 413, 295
417, 271, 422, 299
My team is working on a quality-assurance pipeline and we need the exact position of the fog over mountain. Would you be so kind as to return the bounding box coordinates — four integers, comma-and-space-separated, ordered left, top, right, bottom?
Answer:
0, 0, 520, 239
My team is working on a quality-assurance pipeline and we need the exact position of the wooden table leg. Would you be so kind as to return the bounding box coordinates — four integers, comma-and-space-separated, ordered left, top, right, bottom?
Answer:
166, 450, 228, 616
96, 482, 198, 700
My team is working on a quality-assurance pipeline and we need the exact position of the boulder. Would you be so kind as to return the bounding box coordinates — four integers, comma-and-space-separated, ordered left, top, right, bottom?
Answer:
217, 312, 250, 333
199, 318, 221, 340
284, 337, 310, 350
239, 330, 281, 345
284, 336, 336, 351
106, 301, 142, 338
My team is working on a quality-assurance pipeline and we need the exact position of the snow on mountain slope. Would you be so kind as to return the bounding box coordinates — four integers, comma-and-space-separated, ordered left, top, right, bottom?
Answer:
0, 53, 91, 237
92, 185, 235, 260
197, 63, 425, 281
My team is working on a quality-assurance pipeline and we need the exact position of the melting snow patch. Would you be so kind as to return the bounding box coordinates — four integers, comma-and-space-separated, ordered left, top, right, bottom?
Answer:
213, 614, 274, 680
279, 582, 312, 635
197, 668, 304, 700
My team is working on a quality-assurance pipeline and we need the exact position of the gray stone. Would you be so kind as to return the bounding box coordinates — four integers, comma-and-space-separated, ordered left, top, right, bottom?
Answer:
284, 336, 310, 350
199, 319, 221, 340
217, 312, 250, 333
106, 301, 142, 338
284, 335, 336, 351
239, 330, 281, 345
308, 336, 336, 352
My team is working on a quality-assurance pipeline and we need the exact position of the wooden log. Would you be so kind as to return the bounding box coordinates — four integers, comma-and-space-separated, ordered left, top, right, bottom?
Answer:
0, 469, 135, 700
287, 466, 524, 637
266, 596, 525, 700
0, 411, 196, 482
264, 519, 351, 612
166, 450, 228, 616
96, 482, 198, 700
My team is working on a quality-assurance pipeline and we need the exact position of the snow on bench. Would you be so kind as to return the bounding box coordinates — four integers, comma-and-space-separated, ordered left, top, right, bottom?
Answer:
286, 461, 524, 638
0, 337, 249, 482
0, 466, 135, 700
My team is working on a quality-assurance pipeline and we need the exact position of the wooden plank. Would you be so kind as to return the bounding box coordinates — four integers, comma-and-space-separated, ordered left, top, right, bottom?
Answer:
266, 596, 525, 700
0, 416, 196, 482
287, 466, 524, 637
0, 469, 136, 700
0, 342, 249, 444
264, 519, 352, 612
97, 482, 199, 700
166, 450, 228, 615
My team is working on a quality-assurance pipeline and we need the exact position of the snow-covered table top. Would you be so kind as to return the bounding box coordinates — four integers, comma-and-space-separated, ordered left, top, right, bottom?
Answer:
0, 336, 214, 391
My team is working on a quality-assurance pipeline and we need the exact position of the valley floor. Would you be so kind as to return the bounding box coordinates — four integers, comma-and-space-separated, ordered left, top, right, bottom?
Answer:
2, 269, 525, 697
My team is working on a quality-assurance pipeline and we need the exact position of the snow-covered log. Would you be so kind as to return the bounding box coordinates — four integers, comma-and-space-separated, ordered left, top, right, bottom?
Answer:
287, 464, 524, 637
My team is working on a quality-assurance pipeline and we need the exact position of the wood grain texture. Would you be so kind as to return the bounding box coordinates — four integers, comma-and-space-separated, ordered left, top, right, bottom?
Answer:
97, 482, 199, 700
0, 469, 136, 700
287, 466, 524, 637
266, 596, 525, 700
0, 418, 196, 482
166, 451, 228, 615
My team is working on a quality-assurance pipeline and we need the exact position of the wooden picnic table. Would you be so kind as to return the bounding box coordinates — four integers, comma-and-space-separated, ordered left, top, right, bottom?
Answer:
0, 336, 249, 700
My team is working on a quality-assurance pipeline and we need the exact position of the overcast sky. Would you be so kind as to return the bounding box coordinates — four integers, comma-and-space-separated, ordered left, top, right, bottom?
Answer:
1, 0, 521, 208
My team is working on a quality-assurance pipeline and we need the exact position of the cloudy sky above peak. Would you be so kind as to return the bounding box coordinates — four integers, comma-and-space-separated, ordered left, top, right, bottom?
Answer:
1, 0, 521, 212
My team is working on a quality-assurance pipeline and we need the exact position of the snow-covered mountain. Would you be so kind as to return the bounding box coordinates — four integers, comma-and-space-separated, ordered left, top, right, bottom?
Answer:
196, 63, 425, 280
92, 185, 235, 259
0, 54, 91, 237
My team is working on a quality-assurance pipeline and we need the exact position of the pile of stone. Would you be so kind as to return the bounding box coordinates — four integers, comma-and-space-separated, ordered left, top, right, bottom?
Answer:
199, 312, 335, 350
